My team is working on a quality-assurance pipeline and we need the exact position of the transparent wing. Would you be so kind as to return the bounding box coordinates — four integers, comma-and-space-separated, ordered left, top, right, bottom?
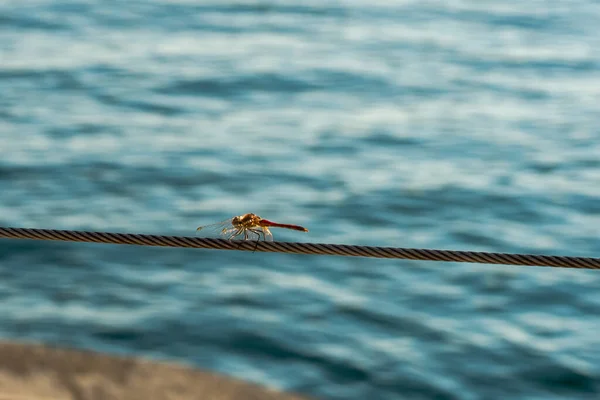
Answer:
195, 218, 236, 238
262, 227, 273, 242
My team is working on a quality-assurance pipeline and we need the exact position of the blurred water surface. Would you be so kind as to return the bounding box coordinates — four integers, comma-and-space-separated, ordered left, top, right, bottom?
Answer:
1, 0, 600, 399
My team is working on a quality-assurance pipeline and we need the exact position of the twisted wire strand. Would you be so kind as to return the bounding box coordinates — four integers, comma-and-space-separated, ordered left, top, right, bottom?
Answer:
0, 226, 598, 269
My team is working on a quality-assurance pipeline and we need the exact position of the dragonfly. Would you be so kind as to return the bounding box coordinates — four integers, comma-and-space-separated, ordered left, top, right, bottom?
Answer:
196, 213, 308, 242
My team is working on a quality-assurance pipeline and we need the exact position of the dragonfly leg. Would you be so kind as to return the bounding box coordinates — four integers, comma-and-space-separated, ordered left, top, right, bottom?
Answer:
235, 229, 251, 250
248, 228, 262, 252
248, 229, 261, 240
230, 228, 244, 250
228, 228, 243, 240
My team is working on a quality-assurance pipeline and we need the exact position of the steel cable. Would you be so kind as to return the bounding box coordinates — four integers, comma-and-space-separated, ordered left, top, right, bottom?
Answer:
0, 226, 598, 269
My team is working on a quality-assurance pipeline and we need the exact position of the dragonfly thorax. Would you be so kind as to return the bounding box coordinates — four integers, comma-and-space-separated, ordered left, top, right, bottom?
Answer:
233, 213, 261, 228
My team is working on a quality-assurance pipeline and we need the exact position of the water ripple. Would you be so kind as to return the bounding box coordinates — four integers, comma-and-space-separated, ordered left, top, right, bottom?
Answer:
1, 0, 600, 399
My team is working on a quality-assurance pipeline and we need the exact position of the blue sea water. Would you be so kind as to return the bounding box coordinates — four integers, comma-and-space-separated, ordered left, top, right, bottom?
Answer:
1, 0, 600, 398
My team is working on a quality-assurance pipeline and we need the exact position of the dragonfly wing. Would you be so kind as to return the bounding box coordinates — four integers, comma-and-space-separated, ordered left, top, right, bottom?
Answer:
195, 219, 235, 238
